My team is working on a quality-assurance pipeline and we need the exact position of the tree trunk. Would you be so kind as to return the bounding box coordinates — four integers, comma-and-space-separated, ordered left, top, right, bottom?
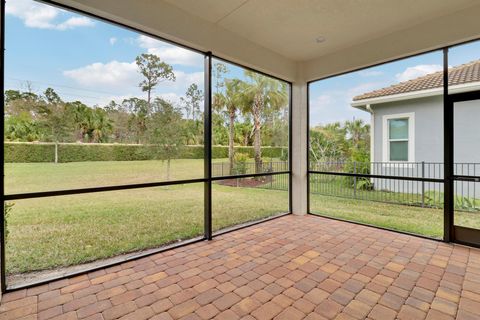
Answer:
228, 110, 235, 174
54, 142, 58, 164
147, 86, 152, 119
166, 158, 171, 181
252, 97, 262, 175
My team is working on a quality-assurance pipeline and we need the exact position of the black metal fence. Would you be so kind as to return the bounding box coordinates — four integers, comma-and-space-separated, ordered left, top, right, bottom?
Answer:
310, 161, 479, 211
212, 161, 289, 191
212, 160, 479, 211
212, 161, 288, 177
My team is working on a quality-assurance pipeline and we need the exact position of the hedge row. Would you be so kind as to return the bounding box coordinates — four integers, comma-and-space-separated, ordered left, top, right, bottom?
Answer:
4, 142, 287, 163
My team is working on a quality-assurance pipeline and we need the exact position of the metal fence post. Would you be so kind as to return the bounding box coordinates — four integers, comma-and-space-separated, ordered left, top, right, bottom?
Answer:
421, 161, 425, 207
270, 161, 273, 189
353, 161, 357, 198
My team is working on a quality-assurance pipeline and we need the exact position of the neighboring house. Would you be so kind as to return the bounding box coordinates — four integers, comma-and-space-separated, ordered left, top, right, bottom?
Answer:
352, 60, 480, 198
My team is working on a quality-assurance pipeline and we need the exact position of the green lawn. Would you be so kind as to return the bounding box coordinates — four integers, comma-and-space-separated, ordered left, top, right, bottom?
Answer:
4, 160, 480, 276
5, 160, 288, 274
310, 195, 480, 239
5, 159, 208, 194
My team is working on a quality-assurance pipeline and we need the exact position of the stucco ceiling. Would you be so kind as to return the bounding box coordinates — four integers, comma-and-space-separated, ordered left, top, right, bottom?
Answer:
163, 0, 479, 61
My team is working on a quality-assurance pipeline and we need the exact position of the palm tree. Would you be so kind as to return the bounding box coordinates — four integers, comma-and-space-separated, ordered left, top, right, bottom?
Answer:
344, 119, 368, 145
69, 101, 91, 142
242, 71, 288, 174
88, 108, 113, 143
213, 78, 244, 173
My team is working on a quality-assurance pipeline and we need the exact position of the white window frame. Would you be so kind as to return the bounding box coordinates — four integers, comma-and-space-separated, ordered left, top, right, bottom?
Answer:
382, 112, 415, 164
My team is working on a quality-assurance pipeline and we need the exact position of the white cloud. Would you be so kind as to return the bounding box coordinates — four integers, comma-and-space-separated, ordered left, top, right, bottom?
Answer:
396, 64, 442, 82
63, 60, 204, 108
6, 0, 94, 30
56, 17, 94, 30
137, 35, 203, 66
63, 61, 140, 88
109, 37, 118, 45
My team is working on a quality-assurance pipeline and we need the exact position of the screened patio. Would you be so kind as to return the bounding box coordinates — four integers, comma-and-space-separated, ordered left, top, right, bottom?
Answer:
1, 0, 480, 319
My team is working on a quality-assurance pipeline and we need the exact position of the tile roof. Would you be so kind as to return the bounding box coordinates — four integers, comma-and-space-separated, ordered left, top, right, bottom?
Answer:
353, 59, 480, 101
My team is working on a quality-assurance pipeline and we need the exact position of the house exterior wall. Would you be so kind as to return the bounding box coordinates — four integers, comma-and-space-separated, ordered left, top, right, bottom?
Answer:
370, 96, 480, 199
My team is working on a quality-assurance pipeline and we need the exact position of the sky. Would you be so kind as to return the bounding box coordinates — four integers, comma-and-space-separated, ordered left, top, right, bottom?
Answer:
309, 41, 480, 126
5, 0, 480, 126
4, 0, 209, 109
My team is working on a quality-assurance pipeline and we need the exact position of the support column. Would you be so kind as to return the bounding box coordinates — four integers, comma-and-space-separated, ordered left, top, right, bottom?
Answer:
291, 80, 308, 215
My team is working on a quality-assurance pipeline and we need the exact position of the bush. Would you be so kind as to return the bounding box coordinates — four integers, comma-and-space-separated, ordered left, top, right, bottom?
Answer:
232, 153, 250, 175
4, 143, 55, 162
4, 142, 287, 163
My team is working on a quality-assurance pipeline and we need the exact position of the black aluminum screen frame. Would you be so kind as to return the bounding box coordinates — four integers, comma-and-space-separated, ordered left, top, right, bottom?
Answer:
0, 0, 293, 292
307, 39, 480, 246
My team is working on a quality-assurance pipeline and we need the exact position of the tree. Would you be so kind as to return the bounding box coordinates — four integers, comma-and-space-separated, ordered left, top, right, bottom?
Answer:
104, 100, 132, 143
135, 53, 176, 114
148, 98, 184, 180
4, 113, 41, 142
68, 101, 91, 142
242, 71, 288, 173
122, 97, 149, 144
87, 108, 113, 143
213, 79, 244, 173
4, 90, 43, 141
234, 121, 253, 146
309, 122, 347, 164
181, 83, 203, 122
44, 87, 62, 105
309, 120, 370, 167
4, 89, 42, 117
345, 119, 369, 146
38, 88, 75, 143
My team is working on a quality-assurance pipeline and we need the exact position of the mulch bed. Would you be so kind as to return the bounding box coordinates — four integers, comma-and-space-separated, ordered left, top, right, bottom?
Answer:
216, 176, 273, 187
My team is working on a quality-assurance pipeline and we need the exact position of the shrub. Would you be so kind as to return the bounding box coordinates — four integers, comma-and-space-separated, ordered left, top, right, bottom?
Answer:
279, 149, 288, 161
4, 142, 287, 163
232, 153, 250, 175
4, 143, 55, 162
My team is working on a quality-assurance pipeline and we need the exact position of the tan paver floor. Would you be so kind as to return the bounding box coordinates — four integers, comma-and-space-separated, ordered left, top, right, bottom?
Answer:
1, 215, 479, 320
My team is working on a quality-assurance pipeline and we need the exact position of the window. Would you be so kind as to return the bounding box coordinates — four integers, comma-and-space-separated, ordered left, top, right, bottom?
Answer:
383, 113, 414, 162
389, 118, 408, 161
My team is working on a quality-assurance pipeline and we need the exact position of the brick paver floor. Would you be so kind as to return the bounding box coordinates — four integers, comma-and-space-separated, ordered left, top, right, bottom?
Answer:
1, 215, 479, 319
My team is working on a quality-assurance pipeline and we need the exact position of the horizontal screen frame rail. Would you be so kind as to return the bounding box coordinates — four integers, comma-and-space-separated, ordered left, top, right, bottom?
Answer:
4, 171, 291, 201
309, 170, 444, 183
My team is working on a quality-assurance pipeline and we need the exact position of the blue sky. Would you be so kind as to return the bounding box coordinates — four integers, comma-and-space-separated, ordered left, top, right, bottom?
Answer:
309, 41, 480, 126
5, 0, 207, 108
5, 0, 479, 126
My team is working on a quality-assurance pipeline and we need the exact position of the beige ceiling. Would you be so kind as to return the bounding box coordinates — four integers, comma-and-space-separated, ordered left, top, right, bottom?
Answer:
52, 0, 480, 80
163, 0, 479, 61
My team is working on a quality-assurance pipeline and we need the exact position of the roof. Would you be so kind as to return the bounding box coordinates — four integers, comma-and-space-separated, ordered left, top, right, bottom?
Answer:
353, 59, 480, 101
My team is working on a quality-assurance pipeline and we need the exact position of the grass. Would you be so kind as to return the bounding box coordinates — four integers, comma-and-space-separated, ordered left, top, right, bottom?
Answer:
310, 175, 480, 211
310, 194, 480, 239
5, 159, 208, 194
4, 160, 479, 275
5, 160, 288, 274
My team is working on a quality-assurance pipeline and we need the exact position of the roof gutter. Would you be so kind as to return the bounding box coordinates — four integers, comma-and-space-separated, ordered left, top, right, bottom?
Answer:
351, 81, 480, 110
